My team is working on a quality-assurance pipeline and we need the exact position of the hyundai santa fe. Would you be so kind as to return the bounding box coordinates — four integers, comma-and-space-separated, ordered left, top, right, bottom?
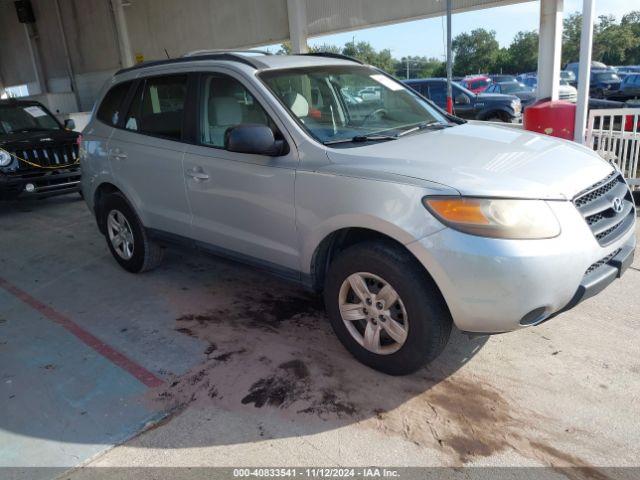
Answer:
81, 52, 636, 375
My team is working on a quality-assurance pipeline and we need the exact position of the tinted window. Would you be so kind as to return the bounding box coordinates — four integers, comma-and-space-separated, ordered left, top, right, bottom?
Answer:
428, 83, 447, 107
125, 75, 187, 140
200, 74, 274, 148
97, 81, 132, 126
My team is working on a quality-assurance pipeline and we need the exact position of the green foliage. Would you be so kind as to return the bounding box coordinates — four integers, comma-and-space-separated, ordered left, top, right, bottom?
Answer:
273, 10, 640, 79
505, 31, 539, 73
393, 56, 446, 79
451, 28, 500, 75
563, 11, 640, 65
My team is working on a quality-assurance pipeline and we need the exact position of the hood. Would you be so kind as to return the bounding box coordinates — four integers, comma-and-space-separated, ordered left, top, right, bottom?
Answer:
323, 123, 613, 200
476, 92, 517, 103
0, 129, 78, 150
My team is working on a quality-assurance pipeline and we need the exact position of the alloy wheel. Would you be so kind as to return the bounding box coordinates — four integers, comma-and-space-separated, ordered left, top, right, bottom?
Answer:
338, 272, 409, 355
107, 209, 135, 260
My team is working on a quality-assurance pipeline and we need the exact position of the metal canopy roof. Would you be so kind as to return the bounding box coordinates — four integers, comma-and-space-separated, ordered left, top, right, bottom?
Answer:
124, 0, 535, 60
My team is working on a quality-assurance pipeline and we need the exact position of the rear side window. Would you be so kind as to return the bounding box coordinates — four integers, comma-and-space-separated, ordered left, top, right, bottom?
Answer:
96, 81, 132, 126
125, 75, 188, 140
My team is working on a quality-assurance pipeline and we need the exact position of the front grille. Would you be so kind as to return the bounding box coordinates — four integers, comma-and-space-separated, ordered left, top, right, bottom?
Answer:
584, 248, 621, 276
573, 172, 635, 247
11, 143, 79, 171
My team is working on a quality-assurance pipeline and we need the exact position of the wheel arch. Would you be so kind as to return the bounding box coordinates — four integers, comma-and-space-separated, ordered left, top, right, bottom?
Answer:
307, 226, 440, 295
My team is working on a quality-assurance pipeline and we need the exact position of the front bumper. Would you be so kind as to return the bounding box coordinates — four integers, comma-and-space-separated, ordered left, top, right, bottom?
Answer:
407, 200, 636, 333
0, 168, 81, 198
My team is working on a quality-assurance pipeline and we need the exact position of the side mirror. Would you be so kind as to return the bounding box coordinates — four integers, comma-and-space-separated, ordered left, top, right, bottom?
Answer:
64, 118, 76, 130
225, 124, 284, 156
455, 94, 470, 105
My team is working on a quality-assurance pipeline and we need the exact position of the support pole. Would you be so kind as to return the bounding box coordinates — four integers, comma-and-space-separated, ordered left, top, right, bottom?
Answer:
110, 0, 134, 68
537, 0, 563, 101
287, 0, 308, 54
24, 23, 47, 95
574, 0, 595, 143
54, 0, 80, 111
446, 0, 453, 113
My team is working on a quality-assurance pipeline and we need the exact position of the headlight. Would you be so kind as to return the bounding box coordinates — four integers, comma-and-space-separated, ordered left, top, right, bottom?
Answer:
423, 197, 560, 239
0, 150, 12, 167
511, 99, 521, 112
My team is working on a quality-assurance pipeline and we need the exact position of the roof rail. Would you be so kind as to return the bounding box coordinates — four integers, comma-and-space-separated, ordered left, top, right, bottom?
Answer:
115, 52, 269, 75
300, 52, 364, 65
183, 49, 272, 57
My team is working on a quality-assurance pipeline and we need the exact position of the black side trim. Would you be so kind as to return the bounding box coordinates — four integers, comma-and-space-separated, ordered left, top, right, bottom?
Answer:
115, 54, 269, 76
146, 228, 306, 287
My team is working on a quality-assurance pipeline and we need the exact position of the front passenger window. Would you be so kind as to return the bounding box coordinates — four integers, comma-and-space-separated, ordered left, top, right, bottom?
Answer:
200, 74, 274, 148
125, 75, 187, 140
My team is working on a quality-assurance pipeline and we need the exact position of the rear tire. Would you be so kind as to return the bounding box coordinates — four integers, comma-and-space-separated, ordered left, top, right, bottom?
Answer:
100, 192, 164, 273
324, 241, 452, 375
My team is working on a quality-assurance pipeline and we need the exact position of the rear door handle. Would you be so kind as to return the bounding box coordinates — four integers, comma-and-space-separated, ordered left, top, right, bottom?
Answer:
186, 169, 210, 181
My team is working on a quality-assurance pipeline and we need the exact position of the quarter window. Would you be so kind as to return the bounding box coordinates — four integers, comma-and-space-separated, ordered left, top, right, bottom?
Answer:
200, 74, 274, 148
96, 81, 132, 126
125, 75, 187, 140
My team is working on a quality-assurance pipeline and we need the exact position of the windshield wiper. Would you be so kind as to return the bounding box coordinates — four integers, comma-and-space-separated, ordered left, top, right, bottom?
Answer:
323, 134, 398, 145
397, 121, 450, 137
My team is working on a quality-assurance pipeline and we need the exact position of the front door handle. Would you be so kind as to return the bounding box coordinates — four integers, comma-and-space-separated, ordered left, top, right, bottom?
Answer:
186, 169, 210, 181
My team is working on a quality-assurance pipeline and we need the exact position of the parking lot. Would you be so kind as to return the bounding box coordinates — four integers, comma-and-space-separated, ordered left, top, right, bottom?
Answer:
0, 195, 638, 477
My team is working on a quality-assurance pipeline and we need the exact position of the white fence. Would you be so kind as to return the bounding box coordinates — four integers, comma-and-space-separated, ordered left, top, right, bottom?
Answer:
585, 108, 640, 187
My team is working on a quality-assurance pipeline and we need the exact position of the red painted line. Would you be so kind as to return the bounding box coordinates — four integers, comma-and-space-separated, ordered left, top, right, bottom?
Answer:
0, 276, 164, 388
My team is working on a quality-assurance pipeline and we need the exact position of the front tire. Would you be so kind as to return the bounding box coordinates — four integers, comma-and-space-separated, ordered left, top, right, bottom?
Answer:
324, 242, 452, 375
100, 192, 164, 273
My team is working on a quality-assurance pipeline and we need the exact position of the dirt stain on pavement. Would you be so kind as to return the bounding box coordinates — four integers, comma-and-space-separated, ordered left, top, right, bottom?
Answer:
149, 269, 613, 475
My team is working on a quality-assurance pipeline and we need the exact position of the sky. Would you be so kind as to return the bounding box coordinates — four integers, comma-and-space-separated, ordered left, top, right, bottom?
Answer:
264, 0, 637, 59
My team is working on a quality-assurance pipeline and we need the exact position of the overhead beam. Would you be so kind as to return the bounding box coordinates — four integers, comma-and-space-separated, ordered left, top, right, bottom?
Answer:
537, 0, 563, 100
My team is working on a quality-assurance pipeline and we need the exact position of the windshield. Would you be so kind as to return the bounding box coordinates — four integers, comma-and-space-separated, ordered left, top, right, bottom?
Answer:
500, 82, 530, 93
0, 104, 60, 134
594, 72, 620, 82
260, 66, 449, 145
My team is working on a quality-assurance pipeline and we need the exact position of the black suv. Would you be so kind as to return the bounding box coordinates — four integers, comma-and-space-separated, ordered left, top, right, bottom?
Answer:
0, 99, 80, 200
404, 78, 522, 122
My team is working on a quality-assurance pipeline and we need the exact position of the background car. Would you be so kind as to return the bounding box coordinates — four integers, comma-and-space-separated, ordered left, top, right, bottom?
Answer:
405, 78, 521, 122
485, 81, 536, 109
619, 73, 640, 100
358, 86, 381, 102
590, 69, 622, 98
460, 75, 492, 93
560, 70, 577, 87
489, 74, 517, 83
516, 74, 577, 102
0, 99, 80, 200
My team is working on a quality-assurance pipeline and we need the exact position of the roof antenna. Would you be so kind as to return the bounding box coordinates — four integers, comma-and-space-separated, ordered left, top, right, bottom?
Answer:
164, 48, 171, 59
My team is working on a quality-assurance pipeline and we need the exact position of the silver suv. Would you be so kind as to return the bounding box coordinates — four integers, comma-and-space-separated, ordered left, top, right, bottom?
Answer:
81, 52, 636, 375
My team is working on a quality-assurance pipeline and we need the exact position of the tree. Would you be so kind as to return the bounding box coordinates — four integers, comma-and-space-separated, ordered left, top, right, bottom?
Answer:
342, 41, 395, 73
452, 29, 500, 75
620, 11, 640, 64
309, 43, 341, 54
505, 31, 538, 73
562, 12, 640, 66
394, 56, 445, 79
594, 19, 637, 65
562, 12, 582, 65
